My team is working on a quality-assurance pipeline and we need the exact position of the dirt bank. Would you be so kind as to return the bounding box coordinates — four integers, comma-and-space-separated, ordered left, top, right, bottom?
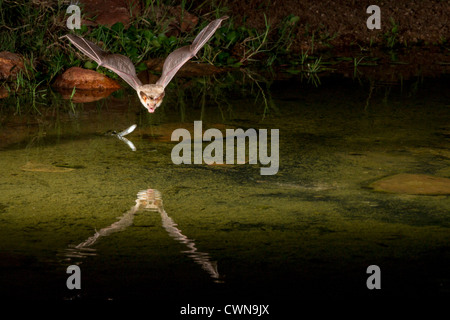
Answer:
78, 0, 449, 80
79, 0, 449, 52
218, 0, 449, 52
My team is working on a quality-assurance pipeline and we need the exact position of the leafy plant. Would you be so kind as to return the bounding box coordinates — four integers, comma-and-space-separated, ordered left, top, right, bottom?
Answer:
306, 56, 322, 73
384, 17, 399, 48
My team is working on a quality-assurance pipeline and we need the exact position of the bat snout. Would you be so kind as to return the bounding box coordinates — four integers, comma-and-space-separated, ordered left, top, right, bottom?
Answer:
145, 95, 164, 113
147, 103, 156, 113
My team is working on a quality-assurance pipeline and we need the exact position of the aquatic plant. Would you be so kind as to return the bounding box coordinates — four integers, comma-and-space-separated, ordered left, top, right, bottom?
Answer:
384, 17, 400, 49
299, 49, 309, 65
306, 56, 322, 74
353, 56, 365, 77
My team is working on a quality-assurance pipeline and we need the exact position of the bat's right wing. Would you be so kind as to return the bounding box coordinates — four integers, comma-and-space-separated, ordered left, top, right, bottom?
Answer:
62, 34, 143, 91
156, 16, 228, 88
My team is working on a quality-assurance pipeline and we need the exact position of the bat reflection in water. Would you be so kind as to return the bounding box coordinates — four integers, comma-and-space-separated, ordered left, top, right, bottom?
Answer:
109, 124, 137, 151
62, 16, 228, 113
63, 189, 222, 282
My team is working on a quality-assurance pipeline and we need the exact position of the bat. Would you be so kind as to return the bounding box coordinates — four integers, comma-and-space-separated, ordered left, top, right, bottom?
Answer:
62, 16, 228, 113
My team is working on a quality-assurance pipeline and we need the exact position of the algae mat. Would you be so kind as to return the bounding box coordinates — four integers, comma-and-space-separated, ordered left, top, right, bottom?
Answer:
370, 174, 450, 195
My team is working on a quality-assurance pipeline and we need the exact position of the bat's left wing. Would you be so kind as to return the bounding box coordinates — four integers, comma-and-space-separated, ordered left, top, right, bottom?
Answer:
62, 34, 106, 65
63, 34, 143, 91
156, 16, 228, 88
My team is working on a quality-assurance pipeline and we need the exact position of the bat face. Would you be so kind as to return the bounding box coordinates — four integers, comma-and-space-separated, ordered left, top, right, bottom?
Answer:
138, 84, 165, 113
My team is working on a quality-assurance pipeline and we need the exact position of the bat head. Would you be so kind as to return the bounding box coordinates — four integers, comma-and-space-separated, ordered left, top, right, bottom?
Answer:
138, 84, 165, 113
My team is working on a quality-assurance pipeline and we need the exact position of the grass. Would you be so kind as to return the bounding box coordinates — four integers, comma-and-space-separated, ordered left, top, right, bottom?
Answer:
0, 0, 293, 116
1, 1, 447, 115
237, 14, 270, 64
0, 0, 333, 89
384, 17, 400, 49
353, 56, 365, 77
299, 49, 309, 65
306, 56, 322, 73
1, 0, 287, 94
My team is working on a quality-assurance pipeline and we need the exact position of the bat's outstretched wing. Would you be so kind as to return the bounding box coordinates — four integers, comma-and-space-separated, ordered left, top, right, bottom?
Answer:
156, 16, 228, 88
62, 34, 143, 91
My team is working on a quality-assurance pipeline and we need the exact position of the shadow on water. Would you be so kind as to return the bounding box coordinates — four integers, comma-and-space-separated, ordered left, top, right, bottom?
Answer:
0, 69, 449, 300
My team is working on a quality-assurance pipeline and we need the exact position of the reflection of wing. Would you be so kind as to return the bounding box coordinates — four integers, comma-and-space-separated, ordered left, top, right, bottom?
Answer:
156, 16, 228, 88
141, 189, 222, 282
117, 136, 137, 152
63, 34, 143, 90
118, 124, 137, 137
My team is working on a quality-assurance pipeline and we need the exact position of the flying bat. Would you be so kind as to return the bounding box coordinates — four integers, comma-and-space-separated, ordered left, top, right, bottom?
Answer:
62, 16, 228, 113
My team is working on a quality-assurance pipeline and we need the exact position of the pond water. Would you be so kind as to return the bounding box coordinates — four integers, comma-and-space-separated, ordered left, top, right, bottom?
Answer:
0, 73, 449, 303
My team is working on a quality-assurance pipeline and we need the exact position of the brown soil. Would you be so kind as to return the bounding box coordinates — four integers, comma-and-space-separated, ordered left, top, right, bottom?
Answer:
219, 0, 449, 51
206, 0, 450, 79
80, 0, 449, 51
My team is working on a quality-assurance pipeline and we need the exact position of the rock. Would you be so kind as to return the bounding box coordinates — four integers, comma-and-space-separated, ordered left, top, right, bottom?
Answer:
55, 87, 119, 103
95, 6, 131, 27
78, 0, 141, 28
145, 58, 165, 73
53, 67, 121, 90
0, 51, 25, 80
137, 69, 160, 86
369, 173, 450, 195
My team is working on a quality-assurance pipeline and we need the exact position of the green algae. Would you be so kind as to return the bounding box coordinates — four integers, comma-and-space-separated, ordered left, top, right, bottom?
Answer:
0, 76, 449, 299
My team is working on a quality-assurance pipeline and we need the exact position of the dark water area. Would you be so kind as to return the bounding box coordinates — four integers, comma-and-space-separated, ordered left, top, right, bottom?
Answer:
0, 73, 449, 307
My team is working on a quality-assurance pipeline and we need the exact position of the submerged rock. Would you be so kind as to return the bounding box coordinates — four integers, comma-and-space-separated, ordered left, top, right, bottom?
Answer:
0, 51, 25, 80
53, 67, 121, 90
369, 173, 450, 195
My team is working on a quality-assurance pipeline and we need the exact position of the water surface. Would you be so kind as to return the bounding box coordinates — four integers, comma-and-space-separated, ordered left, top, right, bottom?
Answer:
0, 74, 449, 301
